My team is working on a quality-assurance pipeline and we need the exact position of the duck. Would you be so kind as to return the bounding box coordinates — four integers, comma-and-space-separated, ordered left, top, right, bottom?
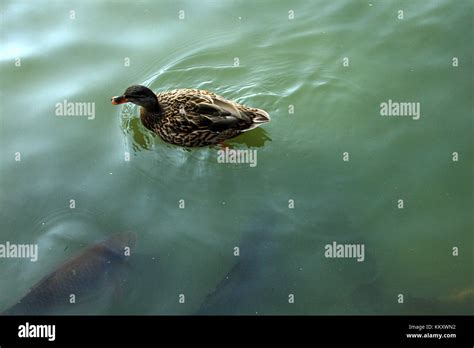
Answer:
111, 85, 270, 147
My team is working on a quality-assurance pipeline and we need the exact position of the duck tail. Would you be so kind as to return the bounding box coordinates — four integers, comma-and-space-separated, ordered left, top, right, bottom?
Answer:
253, 108, 271, 123
243, 108, 270, 131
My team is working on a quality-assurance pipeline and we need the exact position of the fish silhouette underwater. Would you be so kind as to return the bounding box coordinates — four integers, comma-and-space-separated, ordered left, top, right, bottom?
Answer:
2, 232, 136, 315
196, 216, 281, 315
196, 210, 383, 315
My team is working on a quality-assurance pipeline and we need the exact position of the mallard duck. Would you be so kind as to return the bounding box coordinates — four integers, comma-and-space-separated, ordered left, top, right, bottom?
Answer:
111, 85, 270, 147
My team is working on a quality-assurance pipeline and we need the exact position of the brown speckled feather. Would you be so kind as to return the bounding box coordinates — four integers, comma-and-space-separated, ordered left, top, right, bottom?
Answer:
140, 89, 270, 147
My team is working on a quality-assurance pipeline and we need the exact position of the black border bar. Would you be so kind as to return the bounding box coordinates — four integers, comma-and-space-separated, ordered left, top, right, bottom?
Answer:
0, 315, 472, 345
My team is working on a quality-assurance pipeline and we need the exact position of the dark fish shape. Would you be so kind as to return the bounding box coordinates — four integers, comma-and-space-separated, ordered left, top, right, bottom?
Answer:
2, 232, 136, 315
196, 216, 280, 315
197, 211, 380, 315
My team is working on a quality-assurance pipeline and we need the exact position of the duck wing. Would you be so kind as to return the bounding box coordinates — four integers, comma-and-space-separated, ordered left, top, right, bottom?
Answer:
184, 93, 253, 131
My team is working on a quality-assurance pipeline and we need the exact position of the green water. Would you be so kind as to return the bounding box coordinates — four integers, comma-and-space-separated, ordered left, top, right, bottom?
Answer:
0, 0, 472, 315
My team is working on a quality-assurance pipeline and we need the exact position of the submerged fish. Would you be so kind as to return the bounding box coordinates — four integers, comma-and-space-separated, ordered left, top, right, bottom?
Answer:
196, 216, 280, 315
2, 232, 136, 315
197, 211, 380, 315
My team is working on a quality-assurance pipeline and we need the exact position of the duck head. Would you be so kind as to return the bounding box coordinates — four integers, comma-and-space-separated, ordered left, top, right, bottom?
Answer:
111, 85, 160, 112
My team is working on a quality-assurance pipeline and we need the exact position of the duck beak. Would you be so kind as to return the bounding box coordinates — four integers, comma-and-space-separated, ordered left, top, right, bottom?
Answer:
111, 95, 128, 105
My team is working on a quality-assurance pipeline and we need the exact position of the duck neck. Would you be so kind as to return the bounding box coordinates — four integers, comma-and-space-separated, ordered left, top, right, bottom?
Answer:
140, 102, 163, 129
145, 102, 163, 117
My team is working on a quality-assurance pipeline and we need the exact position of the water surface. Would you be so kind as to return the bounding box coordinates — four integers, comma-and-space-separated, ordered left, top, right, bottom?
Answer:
0, 0, 472, 314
